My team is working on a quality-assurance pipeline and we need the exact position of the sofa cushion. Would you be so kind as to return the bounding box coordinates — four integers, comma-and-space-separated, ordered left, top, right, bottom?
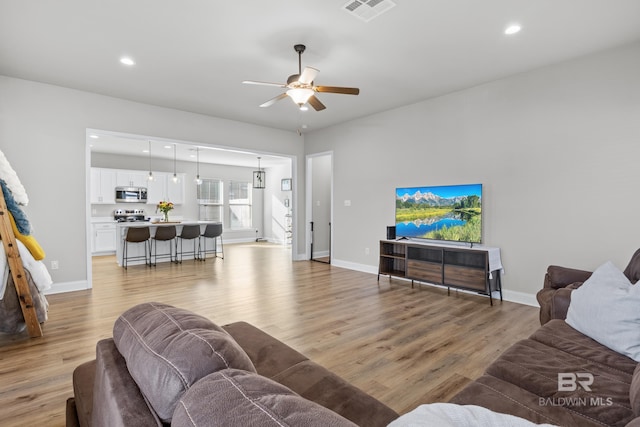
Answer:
631, 364, 640, 417
113, 302, 256, 423
222, 321, 309, 379
566, 261, 640, 361
530, 320, 638, 376
91, 339, 162, 427
172, 369, 358, 427
483, 338, 634, 426
271, 360, 398, 427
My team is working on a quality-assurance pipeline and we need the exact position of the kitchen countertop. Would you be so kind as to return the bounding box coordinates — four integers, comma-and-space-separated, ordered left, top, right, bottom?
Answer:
115, 220, 215, 228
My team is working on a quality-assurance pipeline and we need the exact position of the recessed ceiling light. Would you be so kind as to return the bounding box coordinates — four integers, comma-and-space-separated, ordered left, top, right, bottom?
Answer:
120, 56, 135, 66
89, 134, 99, 139
164, 145, 172, 149
504, 24, 522, 35
142, 149, 149, 153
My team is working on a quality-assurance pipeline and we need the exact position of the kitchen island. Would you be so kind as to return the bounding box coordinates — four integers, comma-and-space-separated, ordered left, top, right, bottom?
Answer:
115, 221, 221, 266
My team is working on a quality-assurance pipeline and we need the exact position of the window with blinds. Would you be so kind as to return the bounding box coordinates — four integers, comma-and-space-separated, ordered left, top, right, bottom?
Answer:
229, 181, 252, 229
197, 179, 223, 222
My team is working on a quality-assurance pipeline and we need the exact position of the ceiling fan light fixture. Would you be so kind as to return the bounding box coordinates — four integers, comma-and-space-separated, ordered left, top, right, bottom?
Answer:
287, 88, 314, 106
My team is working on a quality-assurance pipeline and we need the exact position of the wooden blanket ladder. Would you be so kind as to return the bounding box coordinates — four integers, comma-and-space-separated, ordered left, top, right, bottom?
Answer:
0, 190, 43, 337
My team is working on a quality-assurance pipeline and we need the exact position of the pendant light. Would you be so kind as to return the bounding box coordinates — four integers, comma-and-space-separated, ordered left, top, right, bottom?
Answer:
147, 141, 154, 181
253, 157, 265, 189
194, 147, 202, 185
172, 144, 178, 183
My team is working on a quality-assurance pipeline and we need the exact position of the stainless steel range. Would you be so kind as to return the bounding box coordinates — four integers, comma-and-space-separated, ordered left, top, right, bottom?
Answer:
114, 209, 149, 222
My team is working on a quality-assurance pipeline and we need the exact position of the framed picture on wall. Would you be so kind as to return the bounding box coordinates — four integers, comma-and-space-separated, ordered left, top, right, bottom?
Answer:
281, 178, 292, 191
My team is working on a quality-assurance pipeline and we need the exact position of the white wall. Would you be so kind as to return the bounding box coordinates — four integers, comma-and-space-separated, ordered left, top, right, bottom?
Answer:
0, 76, 303, 292
304, 42, 640, 303
264, 162, 294, 244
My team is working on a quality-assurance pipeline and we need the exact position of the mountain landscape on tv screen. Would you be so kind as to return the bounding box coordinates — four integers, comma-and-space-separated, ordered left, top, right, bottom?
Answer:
395, 184, 482, 243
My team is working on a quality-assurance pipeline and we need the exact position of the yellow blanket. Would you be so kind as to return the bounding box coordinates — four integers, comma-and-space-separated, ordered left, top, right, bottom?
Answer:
8, 213, 45, 260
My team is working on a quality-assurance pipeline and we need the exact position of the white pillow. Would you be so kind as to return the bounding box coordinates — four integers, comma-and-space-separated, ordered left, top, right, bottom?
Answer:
566, 261, 640, 361
387, 403, 558, 427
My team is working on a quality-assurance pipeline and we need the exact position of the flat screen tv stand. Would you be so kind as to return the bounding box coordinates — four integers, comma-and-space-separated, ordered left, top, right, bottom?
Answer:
378, 240, 503, 305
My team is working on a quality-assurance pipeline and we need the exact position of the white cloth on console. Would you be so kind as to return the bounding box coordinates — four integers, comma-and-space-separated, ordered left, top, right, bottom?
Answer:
388, 403, 558, 427
0, 240, 52, 299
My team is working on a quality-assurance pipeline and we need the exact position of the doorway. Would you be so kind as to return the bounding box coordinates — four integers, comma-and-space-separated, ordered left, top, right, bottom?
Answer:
306, 152, 332, 263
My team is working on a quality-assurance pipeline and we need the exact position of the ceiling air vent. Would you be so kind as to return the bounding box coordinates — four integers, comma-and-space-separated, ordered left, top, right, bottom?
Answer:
343, 0, 396, 22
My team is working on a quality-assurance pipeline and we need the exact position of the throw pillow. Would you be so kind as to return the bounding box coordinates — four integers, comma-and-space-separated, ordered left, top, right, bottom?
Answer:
172, 369, 357, 427
387, 403, 558, 427
113, 302, 256, 424
566, 261, 640, 361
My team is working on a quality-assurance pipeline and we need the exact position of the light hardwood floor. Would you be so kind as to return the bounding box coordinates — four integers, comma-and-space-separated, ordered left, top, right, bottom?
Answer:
0, 243, 540, 426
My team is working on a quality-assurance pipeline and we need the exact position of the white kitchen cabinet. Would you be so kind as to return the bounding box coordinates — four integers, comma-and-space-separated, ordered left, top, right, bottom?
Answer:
146, 172, 168, 205
167, 173, 185, 204
92, 222, 117, 254
116, 170, 149, 188
90, 168, 116, 204
147, 172, 185, 205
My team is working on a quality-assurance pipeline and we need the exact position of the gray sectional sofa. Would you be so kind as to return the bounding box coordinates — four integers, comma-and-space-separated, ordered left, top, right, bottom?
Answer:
66, 302, 399, 427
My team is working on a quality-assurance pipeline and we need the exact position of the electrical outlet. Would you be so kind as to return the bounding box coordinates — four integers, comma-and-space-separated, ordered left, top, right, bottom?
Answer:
344, 200, 351, 207
51, 260, 59, 270
365, 247, 370, 255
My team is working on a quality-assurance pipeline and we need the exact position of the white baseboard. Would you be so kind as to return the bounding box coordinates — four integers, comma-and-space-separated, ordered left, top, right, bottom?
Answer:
311, 250, 330, 258
501, 289, 539, 307
331, 258, 378, 274
44, 280, 90, 295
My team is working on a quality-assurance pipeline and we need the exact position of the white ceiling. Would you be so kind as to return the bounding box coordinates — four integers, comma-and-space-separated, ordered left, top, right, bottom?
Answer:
2, 1, 640, 138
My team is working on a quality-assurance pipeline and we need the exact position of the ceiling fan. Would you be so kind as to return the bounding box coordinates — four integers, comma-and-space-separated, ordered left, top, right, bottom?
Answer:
243, 44, 360, 111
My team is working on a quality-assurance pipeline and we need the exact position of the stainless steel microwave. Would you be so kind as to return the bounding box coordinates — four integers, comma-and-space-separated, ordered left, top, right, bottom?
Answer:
115, 187, 148, 203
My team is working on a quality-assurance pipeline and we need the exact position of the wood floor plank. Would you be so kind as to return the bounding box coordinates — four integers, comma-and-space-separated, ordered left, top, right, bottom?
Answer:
0, 243, 539, 426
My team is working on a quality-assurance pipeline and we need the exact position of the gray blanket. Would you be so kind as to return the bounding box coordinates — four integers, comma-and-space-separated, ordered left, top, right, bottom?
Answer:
0, 269, 48, 334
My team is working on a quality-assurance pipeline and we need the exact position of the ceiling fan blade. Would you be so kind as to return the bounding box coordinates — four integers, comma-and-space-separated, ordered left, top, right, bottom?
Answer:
260, 93, 288, 108
298, 67, 319, 85
307, 95, 326, 111
243, 80, 286, 88
315, 86, 360, 95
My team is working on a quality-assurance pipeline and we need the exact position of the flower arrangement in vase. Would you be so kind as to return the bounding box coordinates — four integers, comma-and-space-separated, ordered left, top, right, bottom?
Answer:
156, 201, 174, 222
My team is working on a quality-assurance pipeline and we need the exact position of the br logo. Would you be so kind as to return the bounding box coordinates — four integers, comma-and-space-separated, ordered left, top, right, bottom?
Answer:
558, 373, 594, 392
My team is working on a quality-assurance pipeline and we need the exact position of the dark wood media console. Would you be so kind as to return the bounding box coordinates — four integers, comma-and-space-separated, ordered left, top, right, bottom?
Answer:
378, 240, 503, 305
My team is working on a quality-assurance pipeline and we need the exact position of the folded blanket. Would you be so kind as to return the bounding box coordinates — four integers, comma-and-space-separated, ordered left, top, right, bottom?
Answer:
0, 149, 28, 206
0, 240, 52, 300
9, 212, 45, 260
0, 180, 31, 235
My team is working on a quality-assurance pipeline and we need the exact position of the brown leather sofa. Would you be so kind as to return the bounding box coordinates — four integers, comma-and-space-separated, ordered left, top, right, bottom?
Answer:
450, 251, 640, 426
66, 302, 398, 427
537, 248, 640, 325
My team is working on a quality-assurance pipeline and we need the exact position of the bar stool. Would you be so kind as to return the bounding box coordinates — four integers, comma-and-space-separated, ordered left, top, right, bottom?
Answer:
198, 223, 224, 260
176, 225, 200, 263
151, 226, 176, 266
122, 226, 151, 269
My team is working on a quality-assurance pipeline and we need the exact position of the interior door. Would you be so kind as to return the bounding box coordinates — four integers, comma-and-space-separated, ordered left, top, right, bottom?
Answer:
309, 154, 332, 263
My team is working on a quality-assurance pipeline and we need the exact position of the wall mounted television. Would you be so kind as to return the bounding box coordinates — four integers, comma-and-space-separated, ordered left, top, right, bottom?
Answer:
395, 183, 482, 244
